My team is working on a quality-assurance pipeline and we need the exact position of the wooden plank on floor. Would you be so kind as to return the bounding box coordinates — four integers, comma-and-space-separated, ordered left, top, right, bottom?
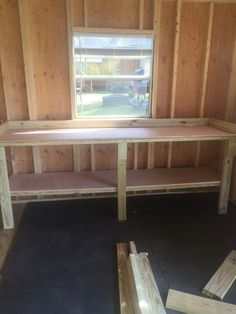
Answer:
129, 241, 138, 255
166, 289, 236, 314
117, 243, 135, 314
128, 253, 166, 314
0, 203, 25, 271
203, 250, 236, 300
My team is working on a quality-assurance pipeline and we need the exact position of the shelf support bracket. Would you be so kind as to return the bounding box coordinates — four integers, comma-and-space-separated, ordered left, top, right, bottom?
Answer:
218, 139, 236, 214
118, 142, 127, 221
0, 147, 14, 229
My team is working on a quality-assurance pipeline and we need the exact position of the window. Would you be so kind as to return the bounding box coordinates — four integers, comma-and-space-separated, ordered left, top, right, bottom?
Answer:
72, 33, 154, 118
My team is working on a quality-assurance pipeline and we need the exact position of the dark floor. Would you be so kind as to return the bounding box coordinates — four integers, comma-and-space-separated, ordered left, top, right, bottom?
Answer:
0, 193, 236, 313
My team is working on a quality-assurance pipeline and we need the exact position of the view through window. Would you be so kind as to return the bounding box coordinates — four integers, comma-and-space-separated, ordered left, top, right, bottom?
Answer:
73, 34, 154, 117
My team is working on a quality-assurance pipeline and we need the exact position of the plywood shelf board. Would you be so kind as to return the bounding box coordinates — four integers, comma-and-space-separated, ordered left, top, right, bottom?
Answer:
0, 125, 235, 147
9, 167, 220, 196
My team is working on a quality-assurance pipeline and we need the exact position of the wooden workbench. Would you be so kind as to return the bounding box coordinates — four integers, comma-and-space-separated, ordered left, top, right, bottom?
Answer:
0, 118, 236, 229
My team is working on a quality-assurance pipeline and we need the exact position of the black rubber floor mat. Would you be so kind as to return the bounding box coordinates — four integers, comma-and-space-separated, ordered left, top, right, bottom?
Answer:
0, 193, 236, 314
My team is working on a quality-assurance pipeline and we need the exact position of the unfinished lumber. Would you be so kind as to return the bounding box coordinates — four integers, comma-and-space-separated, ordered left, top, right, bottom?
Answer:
117, 242, 166, 314
117, 243, 135, 314
118, 143, 127, 221
0, 203, 25, 270
129, 241, 138, 255
0, 147, 14, 229
166, 289, 236, 314
202, 250, 236, 300
218, 140, 236, 214
127, 253, 166, 314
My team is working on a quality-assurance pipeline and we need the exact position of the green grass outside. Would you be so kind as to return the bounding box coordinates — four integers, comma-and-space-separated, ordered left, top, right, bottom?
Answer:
76, 93, 149, 117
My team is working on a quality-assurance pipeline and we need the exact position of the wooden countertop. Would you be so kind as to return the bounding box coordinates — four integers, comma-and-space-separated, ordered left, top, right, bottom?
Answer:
0, 125, 235, 146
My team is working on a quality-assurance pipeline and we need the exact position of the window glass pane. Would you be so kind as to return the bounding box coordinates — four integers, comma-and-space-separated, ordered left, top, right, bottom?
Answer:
73, 34, 153, 118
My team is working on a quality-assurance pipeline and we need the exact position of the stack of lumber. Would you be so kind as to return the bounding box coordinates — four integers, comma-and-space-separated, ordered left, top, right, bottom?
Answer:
117, 241, 166, 314
117, 244, 236, 314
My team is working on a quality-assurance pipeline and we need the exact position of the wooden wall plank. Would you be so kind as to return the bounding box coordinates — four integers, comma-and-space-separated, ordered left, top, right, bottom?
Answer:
201, 4, 236, 180
85, 0, 139, 29
156, 1, 176, 118
70, 0, 85, 27
139, 0, 144, 30
204, 3, 236, 119
154, 143, 168, 168
19, 0, 73, 173
79, 145, 92, 171
171, 142, 197, 167
138, 143, 148, 169
19, 0, 71, 119
10, 147, 34, 174
0, 0, 28, 120
127, 144, 135, 170
199, 2, 214, 119
40, 146, 74, 172
199, 141, 222, 172
143, 0, 154, 30
0, 0, 33, 175
175, 2, 209, 118
172, 3, 210, 168
95, 144, 117, 170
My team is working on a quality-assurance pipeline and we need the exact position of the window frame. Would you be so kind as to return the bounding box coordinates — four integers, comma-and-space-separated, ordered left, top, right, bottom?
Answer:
69, 28, 156, 122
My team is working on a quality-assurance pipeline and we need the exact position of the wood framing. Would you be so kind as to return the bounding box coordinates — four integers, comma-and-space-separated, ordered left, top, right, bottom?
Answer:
2, 0, 236, 204
18, 0, 37, 120
0, 203, 25, 270
139, 0, 144, 30
226, 37, 236, 122
83, 0, 88, 27
18, 0, 42, 174
151, 0, 162, 118
0, 119, 235, 227
117, 142, 127, 221
218, 140, 236, 214
168, 0, 182, 168
73, 27, 155, 35
0, 147, 14, 229
166, 289, 236, 314
199, 2, 214, 118
203, 250, 236, 300
66, 0, 76, 120
170, 0, 182, 119
134, 143, 139, 170
196, 2, 214, 166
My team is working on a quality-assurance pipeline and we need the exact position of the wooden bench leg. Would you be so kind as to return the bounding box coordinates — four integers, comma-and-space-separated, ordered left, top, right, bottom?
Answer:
0, 147, 14, 229
118, 142, 127, 221
218, 140, 236, 214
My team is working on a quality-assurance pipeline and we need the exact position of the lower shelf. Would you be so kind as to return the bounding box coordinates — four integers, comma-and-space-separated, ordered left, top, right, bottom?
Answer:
9, 167, 220, 197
